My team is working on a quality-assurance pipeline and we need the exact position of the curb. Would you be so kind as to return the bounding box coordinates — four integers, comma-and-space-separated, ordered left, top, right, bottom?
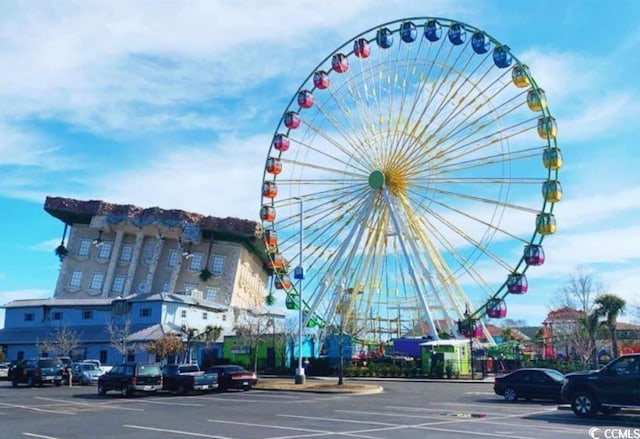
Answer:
257, 385, 385, 395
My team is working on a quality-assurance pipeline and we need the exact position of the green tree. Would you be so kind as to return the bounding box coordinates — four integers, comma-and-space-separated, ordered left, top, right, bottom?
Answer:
594, 293, 626, 359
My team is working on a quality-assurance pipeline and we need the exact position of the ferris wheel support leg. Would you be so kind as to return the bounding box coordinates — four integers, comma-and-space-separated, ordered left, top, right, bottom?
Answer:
382, 189, 440, 340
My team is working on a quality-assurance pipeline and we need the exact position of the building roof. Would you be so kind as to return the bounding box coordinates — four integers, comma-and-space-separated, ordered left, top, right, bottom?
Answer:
43, 196, 269, 266
2, 292, 229, 311
127, 323, 183, 342
3, 298, 114, 308
545, 307, 584, 322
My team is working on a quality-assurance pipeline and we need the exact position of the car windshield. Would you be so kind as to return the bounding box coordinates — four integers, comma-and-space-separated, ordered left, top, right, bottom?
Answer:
545, 369, 565, 381
137, 364, 161, 376
39, 360, 62, 368
81, 364, 98, 371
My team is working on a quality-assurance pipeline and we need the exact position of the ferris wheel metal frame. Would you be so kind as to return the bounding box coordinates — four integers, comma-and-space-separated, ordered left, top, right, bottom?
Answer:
259, 16, 562, 347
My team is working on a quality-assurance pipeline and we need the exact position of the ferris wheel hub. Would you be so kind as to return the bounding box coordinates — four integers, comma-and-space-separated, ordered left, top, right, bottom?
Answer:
368, 170, 385, 189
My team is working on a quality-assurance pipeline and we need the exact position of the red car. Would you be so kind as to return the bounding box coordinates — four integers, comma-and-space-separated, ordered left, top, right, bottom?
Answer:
206, 365, 257, 391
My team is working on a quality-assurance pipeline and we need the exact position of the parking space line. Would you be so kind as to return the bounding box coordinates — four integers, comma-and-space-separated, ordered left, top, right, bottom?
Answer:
134, 399, 203, 407
22, 433, 62, 439
208, 419, 379, 439
0, 402, 74, 415
124, 424, 235, 438
277, 414, 399, 427
33, 396, 145, 412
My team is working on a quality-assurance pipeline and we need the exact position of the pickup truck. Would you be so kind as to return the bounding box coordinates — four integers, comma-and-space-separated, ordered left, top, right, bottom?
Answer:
561, 353, 640, 417
161, 364, 218, 395
82, 359, 112, 374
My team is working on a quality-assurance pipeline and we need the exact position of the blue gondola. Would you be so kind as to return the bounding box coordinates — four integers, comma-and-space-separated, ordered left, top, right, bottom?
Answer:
448, 23, 466, 45
424, 19, 442, 42
471, 31, 491, 54
493, 45, 512, 68
376, 27, 393, 49
400, 21, 417, 43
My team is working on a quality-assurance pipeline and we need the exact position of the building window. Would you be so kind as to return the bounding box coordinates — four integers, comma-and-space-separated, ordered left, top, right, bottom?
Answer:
142, 242, 155, 265
97, 241, 113, 259
111, 276, 125, 294
52, 312, 62, 321
161, 280, 170, 292
120, 244, 133, 262
210, 255, 225, 275
82, 310, 93, 320
184, 283, 197, 294
78, 239, 91, 257
100, 350, 107, 364
167, 249, 179, 268
127, 350, 135, 362
140, 308, 151, 318
69, 271, 83, 288
205, 287, 218, 302
189, 252, 204, 271
90, 272, 105, 290
202, 312, 208, 320
24, 313, 34, 322
222, 314, 227, 321
17, 351, 24, 360
181, 310, 187, 318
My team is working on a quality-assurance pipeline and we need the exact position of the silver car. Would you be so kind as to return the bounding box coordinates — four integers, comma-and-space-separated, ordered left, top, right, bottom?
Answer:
0, 363, 9, 379
72, 362, 104, 385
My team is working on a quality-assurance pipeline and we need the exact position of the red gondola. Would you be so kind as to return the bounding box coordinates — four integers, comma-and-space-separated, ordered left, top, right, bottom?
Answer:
354, 38, 370, 58
297, 90, 314, 108
507, 273, 528, 294
284, 111, 301, 129
313, 70, 330, 90
262, 181, 277, 198
486, 298, 507, 318
331, 53, 349, 73
462, 325, 483, 338
273, 134, 289, 152
266, 252, 286, 270
266, 157, 282, 175
264, 229, 277, 247
524, 244, 545, 266
275, 274, 292, 290
260, 205, 275, 222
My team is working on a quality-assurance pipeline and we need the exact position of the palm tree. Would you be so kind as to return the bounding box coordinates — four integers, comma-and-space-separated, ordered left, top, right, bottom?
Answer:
578, 311, 603, 367
594, 294, 626, 358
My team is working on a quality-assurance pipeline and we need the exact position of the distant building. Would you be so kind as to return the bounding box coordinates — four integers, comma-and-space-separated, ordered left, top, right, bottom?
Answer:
0, 196, 275, 364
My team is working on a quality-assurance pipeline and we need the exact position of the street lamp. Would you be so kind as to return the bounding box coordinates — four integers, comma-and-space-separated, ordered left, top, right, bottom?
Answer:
458, 308, 475, 380
293, 197, 305, 385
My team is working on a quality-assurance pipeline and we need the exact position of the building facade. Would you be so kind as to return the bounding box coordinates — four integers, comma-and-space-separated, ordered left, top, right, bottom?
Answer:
0, 196, 274, 365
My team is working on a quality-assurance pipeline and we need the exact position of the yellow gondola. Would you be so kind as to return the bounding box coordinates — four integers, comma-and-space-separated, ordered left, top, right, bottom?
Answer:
512, 64, 531, 88
537, 116, 557, 140
543, 147, 563, 170
542, 180, 563, 203
536, 213, 556, 235
527, 88, 547, 112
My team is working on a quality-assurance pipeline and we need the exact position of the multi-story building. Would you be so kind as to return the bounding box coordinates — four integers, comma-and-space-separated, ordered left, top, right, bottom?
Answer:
0, 196, 275, 364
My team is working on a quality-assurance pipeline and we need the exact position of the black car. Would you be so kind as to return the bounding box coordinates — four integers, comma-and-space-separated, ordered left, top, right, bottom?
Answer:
206, 365, 257, 391
494, 368, 564, 402
562, 353, 640, 417
10, 358, 64, 387
97, 363, 162, 397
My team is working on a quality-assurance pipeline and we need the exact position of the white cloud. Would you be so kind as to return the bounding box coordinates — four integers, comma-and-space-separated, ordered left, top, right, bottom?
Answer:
30, 238, 62, 253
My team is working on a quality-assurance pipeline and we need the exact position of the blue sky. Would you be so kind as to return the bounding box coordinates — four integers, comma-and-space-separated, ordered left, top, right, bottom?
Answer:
1, 0, 640, 328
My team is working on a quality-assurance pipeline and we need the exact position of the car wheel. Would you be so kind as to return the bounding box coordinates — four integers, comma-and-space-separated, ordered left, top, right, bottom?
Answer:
600, 407, 621, 416
243, 385, 251, 391
178, 384, 187, 395
11, 380, 18, 387
27, 376, 34, 387
98, 385, 107, 396
54, 381, 61, 387
503, 387, 518, 402
571, 392, 598, 418
120, 385, 131, 398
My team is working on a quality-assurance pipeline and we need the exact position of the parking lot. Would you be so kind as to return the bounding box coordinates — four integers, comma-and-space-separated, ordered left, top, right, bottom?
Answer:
0, 380, 637, 438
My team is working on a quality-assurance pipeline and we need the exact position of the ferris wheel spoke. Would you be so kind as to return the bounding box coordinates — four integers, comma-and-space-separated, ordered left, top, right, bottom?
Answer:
431, 146, 542, 175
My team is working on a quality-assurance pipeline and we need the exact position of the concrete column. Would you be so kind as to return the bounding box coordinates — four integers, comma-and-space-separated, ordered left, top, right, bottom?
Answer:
123, 232, 144, 296
167, 238, 184, 293
102, 229, 124, 298
144, 237, 165, 293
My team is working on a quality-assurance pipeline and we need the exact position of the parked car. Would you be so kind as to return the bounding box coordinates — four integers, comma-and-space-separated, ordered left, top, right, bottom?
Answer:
494, 368, 564, 402
561, 353, 640, 418
97, 363, 162, 397
206, 365, 257, 391
161, 364, 218, 394
82, 359, 112, 374
72, 362, 104, 385
0, 362, 9, 380
10, 358, 64, 387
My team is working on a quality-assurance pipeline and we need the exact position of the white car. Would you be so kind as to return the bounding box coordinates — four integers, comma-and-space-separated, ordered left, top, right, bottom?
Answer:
72, 362, 104, 385
0, 363, 9, 379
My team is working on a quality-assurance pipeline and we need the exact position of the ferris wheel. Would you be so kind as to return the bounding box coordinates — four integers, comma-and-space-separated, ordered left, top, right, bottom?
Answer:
260, 17, 562, 343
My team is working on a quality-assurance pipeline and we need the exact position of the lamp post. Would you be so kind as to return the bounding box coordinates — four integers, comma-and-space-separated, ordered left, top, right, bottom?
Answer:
461, 308, 474, 380
293, 197, 305, 385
